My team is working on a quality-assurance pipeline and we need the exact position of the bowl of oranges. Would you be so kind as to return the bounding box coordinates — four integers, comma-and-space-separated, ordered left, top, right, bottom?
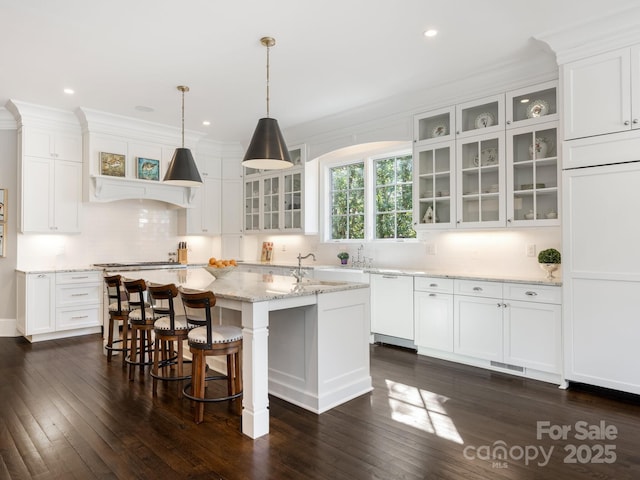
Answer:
204, 257, 237, 279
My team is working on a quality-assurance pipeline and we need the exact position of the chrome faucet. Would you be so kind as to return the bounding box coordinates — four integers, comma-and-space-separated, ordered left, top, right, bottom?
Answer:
292, 253, 316, 283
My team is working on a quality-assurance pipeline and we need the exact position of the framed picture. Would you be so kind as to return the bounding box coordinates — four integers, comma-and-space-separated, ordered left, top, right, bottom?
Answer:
100, 152, 126, 177
0, 224, 4, 257
137, 157, 160, 181
0, 188, 5, 222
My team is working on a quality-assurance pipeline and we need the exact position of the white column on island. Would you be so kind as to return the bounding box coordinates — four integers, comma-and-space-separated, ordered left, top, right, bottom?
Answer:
241, 300, 270, 439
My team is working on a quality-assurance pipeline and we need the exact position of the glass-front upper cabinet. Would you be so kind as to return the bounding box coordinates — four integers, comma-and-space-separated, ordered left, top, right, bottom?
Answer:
244, 179, 260, 232
456, 133, 505, 228
455, 94, 504, 139
283, 170, 303, 230
262, 175, 280, 231
506, 122, 559, 226
506, 81, 558, 128
414, 106, 455, 146
413, 140, 455, 229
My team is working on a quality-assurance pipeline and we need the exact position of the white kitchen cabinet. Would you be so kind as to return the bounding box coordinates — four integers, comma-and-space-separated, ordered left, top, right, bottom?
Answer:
454, 281, 504, 362
16, 270, 102, 342
23, 127, 82, 161
178, 154, 222, 236
21, 156, 82, 233
282, 169, 303, 231
413, 106, 455, 145
503, 284, 561, 373
456, 132, 505, 227
413, 140, 456, 229
562, 46, 640, 140
17, 272, 55, 336
455, 94, 504, 139
370, 273, 414, 342
563, 157, 640, 394
506, 81, 558, 129
506, 121, 560, 225
244, 178, 261, 232
262, 175, 280, 231
414, 277, 454, 353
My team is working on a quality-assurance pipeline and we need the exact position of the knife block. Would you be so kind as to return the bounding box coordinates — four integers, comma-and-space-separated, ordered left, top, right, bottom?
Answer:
178, 248, 188, 265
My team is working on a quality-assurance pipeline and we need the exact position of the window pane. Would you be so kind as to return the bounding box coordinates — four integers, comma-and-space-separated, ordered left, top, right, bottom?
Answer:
397, 155, 413, 182
397, 184, 413, 210
332, 191, 347, 215
330, 162, 365, 239
332, 166, 348, 190
376, 213, 395, 239
375, 158, 395, 185
349, 214, 365, 239
349, 189, 365, 213
397, 212, 416, 239
349, 164, 365, 189
376, 185, 395, 212
332, 215, 347, 238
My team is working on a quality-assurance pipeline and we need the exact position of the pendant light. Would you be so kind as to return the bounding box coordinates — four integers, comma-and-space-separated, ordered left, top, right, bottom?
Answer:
242, 37, 293, 170
163, 85, 203, 186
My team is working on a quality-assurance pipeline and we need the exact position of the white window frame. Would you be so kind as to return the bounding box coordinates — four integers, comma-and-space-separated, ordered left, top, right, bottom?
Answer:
320, 143, 414, 244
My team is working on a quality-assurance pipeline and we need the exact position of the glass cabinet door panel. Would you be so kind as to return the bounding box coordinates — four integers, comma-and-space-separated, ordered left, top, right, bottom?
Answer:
283, 170, 303, 230
506, 81, 558, 127
244, 180, 260, 231
456, 94, 504, 138
413, 141, 455, 228
414, 107, 455, 144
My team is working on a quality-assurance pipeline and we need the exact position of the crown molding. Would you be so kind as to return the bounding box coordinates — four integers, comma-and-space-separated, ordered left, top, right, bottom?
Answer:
535, 5, 640, 64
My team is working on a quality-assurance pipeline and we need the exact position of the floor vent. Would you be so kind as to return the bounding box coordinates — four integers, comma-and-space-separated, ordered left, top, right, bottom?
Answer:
490, 361, 524, 373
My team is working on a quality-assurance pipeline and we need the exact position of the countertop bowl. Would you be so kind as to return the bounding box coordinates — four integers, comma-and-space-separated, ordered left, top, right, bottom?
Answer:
204, 266, 237, 279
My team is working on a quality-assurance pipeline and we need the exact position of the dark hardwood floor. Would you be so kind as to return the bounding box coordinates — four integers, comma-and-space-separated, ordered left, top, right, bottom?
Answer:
1, 334, 639, 479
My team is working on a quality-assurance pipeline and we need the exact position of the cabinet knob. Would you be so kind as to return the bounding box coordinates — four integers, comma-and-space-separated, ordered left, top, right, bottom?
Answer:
456, 130, 460, 135
497, 302, 502, 307
429, 293, 436, 297
634, 119, 639, 124
624, 120, 630, 126
507, 218, 512, 223
506, 120, 511, 125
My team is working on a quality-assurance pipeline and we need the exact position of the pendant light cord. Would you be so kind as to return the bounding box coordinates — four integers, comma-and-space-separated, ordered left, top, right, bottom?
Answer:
181, 88, 185, 147
265, 42, 271, 118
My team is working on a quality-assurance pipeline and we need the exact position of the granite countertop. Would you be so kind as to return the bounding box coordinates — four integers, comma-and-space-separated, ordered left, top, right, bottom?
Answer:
239, 261, 562, 287
108, 268, 368, 303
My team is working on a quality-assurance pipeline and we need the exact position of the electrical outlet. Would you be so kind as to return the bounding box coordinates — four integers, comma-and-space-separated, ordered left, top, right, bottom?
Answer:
526, 244, 536, 257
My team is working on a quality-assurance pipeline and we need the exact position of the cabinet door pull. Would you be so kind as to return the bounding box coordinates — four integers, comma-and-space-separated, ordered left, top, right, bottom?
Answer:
429, 293, 436, 297
382, 275, 398, 279
71, 315, 89, 319
71, 293, 89, 296
71, 276, 89, 280
429, 283, 438, 287
525, 291, 538, 296
472, 286, 483, 292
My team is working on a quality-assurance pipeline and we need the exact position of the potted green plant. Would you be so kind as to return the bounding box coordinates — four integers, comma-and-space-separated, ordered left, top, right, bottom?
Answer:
337, 252, 350, 265
538, 248, 561, 279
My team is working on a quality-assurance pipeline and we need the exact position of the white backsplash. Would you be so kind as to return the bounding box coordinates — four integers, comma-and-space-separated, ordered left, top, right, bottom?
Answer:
242, 227, 562, 280
16, 200, 217, 270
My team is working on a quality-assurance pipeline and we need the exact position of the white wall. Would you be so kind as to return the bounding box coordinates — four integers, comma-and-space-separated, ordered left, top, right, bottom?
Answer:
0, 129, 18, 333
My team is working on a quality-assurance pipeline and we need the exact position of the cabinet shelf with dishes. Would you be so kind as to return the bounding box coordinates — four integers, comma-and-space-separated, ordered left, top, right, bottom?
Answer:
455, 94, 504, 139
413, 140, 455, 228
506, 80, 558, 128
413, 106, 455, 146
506, 122, 559, 225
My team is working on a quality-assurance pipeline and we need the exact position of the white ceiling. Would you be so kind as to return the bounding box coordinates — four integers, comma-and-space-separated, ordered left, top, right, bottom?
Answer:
1, 0, 638, 145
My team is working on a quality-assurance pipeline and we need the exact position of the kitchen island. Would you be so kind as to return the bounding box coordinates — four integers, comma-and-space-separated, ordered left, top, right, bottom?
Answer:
106, 267, 372, 439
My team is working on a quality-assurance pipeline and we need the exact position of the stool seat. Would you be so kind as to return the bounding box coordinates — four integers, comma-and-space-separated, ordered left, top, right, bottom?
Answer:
154, 315, 190, 331
188, 325, 242, 345
129, 307, 163, 323
108, 300, 131, 312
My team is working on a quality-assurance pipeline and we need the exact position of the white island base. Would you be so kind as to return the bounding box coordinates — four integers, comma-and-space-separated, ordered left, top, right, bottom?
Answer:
267, 288, 372, 414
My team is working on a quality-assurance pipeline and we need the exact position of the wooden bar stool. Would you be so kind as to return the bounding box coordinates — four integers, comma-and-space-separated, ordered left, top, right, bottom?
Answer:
123, 279, 164, 382
104, 275, 130, 365
147, 283, 193, 396
179, 290, 243, 424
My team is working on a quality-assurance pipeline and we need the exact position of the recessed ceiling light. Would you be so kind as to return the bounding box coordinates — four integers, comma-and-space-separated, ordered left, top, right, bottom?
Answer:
202, 121, 211, 126
135, 105, 154, 112
63, 88, 75, 95
423, 29, 438, 38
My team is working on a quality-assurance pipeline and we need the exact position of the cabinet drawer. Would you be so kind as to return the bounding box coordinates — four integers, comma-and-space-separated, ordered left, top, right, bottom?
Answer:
454, 279, 503, 298
57, 271, 102, 284
56, 283, 102, 307
503, 283, 561, 304
414, 276, 454, 293
56, 306, 101, 331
